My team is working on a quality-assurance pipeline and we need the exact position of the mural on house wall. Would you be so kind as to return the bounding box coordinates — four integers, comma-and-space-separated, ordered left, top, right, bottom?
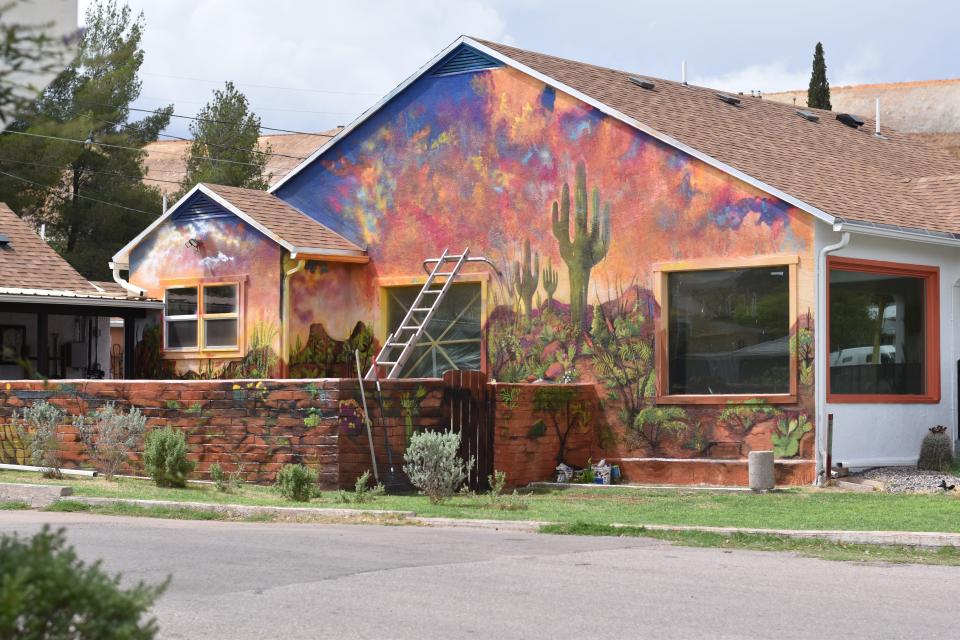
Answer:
283, 54, 816, 461
129, 208, 283, 378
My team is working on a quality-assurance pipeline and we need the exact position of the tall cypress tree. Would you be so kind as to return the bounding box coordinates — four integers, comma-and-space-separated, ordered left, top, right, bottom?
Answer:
807, 42, 831, 110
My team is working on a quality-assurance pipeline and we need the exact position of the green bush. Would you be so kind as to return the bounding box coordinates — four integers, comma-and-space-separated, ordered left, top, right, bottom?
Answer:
0, 526, 166, 639
403, 430, 474, 504
209, 462, 244, 494
143, 427, 195, 488
275, 464, 317, 502
12, 400, 66, 478
336, 470, 384, 504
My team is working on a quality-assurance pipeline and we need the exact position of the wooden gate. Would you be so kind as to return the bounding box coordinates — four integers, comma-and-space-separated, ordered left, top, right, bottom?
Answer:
442, 369, 493, 491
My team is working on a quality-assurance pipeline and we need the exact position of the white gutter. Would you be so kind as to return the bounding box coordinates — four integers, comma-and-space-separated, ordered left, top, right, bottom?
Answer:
834, 221, 960, 248
281, 258, 307, 374
0, 292, 162, 309
815, 227, 850, 486
109, 261, 146, 298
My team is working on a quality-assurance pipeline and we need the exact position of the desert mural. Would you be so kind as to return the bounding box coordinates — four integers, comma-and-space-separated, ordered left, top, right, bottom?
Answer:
275, 58, 817, 461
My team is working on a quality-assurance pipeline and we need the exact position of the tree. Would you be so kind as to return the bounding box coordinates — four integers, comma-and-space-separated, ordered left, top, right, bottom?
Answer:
807, 42, 831, 110
0, 0, 172, 280
176, 81, 269, 197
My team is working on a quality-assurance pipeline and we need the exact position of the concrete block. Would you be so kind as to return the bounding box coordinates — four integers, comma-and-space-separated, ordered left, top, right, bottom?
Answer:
0, 482, 73, 507
836, 479, 876, 492
748, 451, 775, 491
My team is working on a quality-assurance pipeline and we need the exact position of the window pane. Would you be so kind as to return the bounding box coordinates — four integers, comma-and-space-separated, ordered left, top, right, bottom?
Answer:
385, 283, 482, 377
204, 284, 237, 315
204, 318, 238, 348
668, 267, 790, 395
166, 320, 197, 349
829, 269, 925, 395
166, 287, 197, 316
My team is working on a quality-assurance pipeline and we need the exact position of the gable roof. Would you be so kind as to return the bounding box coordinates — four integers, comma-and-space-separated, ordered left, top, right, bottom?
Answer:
0, 202, 98, 293
112, 183, 366, 266
273, 37, 960, 243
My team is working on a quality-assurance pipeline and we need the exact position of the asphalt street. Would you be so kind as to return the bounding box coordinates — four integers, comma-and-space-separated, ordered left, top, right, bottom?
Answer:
0, 511, 955, 639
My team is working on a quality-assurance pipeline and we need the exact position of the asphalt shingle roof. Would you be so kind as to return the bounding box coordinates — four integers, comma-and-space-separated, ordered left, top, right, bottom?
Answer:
477, 39, 960, 236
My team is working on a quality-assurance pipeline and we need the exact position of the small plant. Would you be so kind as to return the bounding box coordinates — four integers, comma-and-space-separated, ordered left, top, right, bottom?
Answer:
403, 430, 474, 504
0, 526, 167, 639
487, 470, 508, 505
918, 425, 954, 472
143, 427, 195, 488
209, 461, 244, 493
11, 400, 65, 478
275, 463, 317, 502
75, 403, 146, 480
576, 459, 595, 484
399, 385, 428, 443
772, 414, 812, 458
336, 470, 385, 503
497, 386, 520, 410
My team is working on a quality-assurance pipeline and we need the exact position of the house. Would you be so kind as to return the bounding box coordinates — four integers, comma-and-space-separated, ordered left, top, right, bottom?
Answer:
111, 37, 960, 485
0, 203, 162, 379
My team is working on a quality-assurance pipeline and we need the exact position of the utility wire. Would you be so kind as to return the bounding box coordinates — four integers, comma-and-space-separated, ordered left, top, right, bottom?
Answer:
118, 104, 341, 137
1, 129, 269, 168
140, 72, 381, 97
0, 168, 160, 218
0, 156, 183, 185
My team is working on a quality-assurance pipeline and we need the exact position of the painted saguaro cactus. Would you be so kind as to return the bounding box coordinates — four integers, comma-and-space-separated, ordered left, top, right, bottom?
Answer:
542, 256, 558, 305
514, 238, 539, 318
551, 162, 611, 329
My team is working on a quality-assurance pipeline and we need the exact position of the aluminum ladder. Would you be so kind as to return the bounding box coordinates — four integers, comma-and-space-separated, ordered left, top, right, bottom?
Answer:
366, 248, 470, 380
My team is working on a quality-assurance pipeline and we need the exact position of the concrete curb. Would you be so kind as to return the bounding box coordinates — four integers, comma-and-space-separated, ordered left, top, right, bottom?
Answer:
610, 523, 960, 549
0, 482, 72, 507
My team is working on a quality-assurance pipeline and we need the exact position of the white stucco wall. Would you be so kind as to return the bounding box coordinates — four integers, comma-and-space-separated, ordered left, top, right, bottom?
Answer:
817, 221, 960, 467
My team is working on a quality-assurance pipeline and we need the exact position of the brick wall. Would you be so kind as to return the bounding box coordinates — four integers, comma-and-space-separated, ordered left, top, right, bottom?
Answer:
491, 383, 600, 488
0, 378, 444, 488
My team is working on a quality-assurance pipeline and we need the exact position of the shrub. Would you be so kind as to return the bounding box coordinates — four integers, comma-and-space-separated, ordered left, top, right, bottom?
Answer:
275, 464, 317, 502
11, 400, 66, 478
336, 470, 384, 504
918, 426, 954, 472
487, 470, 507, 506
76, 403, 146, 480
0, 526, 167, 639
143, 427, 195, 488
210, 461, 244, 493
484, 470, 529, 511
403, 430, 474, 504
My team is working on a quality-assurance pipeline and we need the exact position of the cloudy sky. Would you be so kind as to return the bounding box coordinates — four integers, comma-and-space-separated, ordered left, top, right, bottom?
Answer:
79, 0, 959, 138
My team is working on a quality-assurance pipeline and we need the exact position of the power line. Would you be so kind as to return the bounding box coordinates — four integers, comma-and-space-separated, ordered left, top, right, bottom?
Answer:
140, 71, 381, 97
139, 94, 357, 117
0, 156, 183, 185
0, 168, 160, 218
93, 115, 307, 160
1, 129, 269, 168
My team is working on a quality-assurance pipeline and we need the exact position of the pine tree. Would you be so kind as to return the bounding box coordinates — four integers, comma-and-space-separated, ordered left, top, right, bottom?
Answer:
807, 42, 831, 110
0, 0, 172, 280
176, 82, 269, 197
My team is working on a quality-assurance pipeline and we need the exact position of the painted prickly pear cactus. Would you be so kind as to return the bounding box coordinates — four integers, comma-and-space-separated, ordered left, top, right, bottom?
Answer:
772, 414, 812, 458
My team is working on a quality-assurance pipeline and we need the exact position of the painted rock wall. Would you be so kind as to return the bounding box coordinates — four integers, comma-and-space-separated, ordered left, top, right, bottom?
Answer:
276, 62, 816, 466
130, 210, 283, 378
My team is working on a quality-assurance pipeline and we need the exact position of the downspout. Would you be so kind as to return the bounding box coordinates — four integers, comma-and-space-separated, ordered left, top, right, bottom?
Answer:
815, 227, 850, 485
109, 261, 146, 298
281, 256, 306, 376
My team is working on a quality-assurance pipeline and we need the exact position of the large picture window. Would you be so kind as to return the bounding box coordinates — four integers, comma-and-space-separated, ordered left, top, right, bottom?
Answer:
656, 257, 797, 403
384, 282, 482, 378
828, 257, 939, 402
164, 283, 240, 352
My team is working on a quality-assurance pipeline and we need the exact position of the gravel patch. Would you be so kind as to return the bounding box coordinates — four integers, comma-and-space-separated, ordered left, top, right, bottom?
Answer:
852, 466, 960, 494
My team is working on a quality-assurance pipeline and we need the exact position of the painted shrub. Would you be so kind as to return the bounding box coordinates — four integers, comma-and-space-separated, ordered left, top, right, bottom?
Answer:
129, 212, 282, 378
277, 61, 816, 461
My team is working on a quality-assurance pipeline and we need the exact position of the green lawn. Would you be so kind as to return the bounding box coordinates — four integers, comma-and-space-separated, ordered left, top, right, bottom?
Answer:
3, 469, 960, 532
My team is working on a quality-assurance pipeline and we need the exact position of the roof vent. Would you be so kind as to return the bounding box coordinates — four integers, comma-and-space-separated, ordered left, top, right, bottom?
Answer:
715, 92, 741, 106
795, 109, 820, 123
0, 233, 9, 247
628, 76, 655, 90
836, 113, 865, 129
432, 46, 502, 77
